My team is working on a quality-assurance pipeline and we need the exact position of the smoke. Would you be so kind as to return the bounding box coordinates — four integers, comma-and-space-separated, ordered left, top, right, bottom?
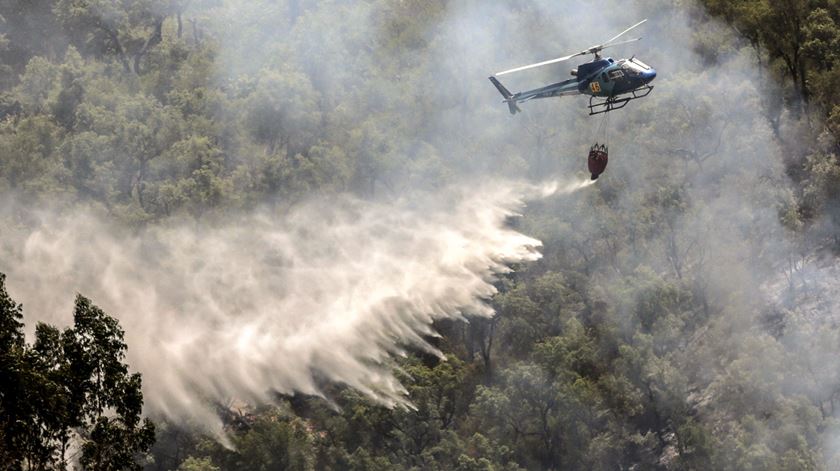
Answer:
3, 0, 839, 463
0, 178, 588, 431
417, 0, 840, 464
0, 0, 604, 437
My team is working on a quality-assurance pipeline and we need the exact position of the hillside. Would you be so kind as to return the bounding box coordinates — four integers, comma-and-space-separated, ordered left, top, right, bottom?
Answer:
1, 1, 840, 469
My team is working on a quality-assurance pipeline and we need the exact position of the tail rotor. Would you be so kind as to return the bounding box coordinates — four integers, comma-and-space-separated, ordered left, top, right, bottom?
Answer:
488, 76, 522, 115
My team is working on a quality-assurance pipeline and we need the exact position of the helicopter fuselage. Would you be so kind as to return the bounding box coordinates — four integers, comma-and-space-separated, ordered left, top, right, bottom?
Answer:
488, 56, 656, 115
575, 57, 656, 97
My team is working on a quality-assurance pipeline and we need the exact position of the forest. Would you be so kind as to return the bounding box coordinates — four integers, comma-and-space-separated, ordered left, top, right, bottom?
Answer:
1, 0, 840, 469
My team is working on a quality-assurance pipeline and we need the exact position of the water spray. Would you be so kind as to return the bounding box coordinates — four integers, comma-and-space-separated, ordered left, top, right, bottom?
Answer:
1, 179, 577, 432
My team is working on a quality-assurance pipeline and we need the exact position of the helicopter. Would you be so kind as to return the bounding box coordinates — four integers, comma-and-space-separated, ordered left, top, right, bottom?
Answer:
489, 19, 656, 115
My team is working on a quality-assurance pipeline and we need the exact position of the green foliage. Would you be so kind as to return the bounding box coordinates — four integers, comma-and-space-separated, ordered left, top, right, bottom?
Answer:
0, 273, 154, 470
0, 0, 839, 469
205, 413, 315, 471
178, 457, 221, 471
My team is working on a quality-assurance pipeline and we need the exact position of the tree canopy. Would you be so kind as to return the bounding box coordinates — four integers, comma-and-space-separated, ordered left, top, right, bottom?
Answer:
0, 274, 154, 469
1, 0, 840, 469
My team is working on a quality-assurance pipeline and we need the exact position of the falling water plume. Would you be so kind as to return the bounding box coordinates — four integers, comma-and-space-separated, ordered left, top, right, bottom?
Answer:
1, 179, 565, 431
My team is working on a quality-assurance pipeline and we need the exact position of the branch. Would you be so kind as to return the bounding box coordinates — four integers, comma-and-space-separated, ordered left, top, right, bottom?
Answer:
98, 22, 130, 72
133, 15, 165, 74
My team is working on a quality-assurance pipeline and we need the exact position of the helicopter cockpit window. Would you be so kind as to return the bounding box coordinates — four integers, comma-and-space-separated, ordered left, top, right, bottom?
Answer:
608, 69, 624, 80
621, 63, 640, 76
630, 58, 650, 70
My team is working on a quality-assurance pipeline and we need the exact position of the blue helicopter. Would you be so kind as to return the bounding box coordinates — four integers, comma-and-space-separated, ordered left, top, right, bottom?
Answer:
489, 20, 656, 115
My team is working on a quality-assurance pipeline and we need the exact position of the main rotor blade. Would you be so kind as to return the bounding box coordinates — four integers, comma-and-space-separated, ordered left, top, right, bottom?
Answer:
496, 51, 586, 76
601, 37, 642, 50
493, 19, 647, 76
605, 19, 647, 45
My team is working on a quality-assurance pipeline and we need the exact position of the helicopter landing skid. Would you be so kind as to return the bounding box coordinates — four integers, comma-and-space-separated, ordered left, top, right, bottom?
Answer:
588, 85, 654, 115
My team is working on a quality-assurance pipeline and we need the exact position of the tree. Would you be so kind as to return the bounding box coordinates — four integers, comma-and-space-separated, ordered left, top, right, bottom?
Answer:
0, 273, 154, 470
0, 272, 39, 467
53, 0, 174, 74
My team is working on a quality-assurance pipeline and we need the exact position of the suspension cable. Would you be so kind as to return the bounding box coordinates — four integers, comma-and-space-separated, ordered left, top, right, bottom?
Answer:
604, 110, 609, 150
590, 111, 609, 149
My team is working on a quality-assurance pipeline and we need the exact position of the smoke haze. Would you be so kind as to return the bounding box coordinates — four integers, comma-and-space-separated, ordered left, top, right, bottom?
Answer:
3, 0, 840, 464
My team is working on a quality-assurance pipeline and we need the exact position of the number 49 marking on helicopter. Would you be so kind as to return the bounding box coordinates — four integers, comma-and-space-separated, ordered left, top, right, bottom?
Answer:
489, 19, 656, 116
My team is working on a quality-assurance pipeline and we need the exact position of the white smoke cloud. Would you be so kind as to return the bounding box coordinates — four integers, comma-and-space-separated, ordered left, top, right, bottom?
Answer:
4, 0, 837, 462
0, 178, 590, 431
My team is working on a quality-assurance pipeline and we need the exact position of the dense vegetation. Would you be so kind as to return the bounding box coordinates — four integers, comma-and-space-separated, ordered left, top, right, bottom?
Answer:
1, 0, 840, 469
